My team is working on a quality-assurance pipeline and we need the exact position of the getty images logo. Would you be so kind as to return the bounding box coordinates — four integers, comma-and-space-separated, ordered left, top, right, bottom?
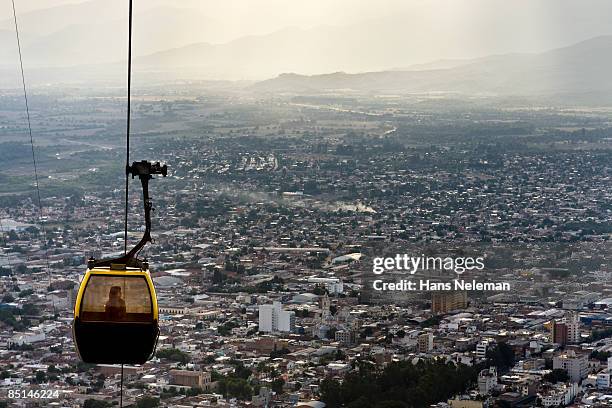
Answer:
372, 254, 485, 275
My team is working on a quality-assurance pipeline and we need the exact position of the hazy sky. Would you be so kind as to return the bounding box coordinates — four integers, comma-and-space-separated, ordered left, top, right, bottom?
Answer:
8, 0, 612, 47
2, 0, 612, 81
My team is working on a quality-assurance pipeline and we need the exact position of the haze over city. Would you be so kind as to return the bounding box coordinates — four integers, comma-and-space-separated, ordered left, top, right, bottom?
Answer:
2, 0, 612, 83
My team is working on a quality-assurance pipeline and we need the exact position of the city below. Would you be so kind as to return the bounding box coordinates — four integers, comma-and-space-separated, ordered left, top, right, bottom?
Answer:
0, 83, 610, 408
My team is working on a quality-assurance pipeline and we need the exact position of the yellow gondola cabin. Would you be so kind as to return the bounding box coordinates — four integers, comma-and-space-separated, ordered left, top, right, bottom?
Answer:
73, 265, 159, 364
73, 160, 167, 365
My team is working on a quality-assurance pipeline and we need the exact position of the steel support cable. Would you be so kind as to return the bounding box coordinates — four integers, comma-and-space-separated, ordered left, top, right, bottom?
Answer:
11, 0, 54, 312
124, 0, 133, 256
120, 1, 134, 407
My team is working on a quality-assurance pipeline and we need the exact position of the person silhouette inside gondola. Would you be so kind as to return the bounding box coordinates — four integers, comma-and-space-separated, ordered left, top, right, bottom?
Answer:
105, 286, 126, 320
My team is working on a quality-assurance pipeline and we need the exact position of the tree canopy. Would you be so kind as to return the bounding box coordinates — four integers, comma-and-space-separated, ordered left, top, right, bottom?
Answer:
320, 359, 477, 408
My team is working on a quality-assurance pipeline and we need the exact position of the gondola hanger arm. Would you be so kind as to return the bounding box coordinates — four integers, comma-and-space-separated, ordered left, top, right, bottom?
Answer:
89, 160, 167, 270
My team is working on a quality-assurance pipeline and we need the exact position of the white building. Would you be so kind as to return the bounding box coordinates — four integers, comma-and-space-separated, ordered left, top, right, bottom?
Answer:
540, 383, 578, 407
566, 312, 581, 344
596, 371, 610, 389
335, 330, 356, 345
478, 367, 498, 395
553, 351, 588, 383
594, 356, 612, 389
259, 302, 295, 333
8, 330, 46, 347
418, 333, 434, 353
0, 219, 35, 232
476, 340, 490, 359
308, 277, 344, 294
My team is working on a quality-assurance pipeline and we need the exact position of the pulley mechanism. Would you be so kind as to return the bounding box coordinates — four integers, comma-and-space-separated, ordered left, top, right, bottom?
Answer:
88, 160, 167, 270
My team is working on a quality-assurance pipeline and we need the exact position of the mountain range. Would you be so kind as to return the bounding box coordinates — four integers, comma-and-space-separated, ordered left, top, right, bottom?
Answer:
252, 36, 612, 97
0, 1, 225, 67
1, 0, 612, 100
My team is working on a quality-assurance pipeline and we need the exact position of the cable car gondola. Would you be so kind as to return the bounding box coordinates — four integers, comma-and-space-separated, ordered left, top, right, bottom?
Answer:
73, 160, 167, 364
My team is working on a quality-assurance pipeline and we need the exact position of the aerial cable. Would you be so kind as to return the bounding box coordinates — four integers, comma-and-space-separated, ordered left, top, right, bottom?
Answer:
11, 0, 54, 311
120, 1, 134, 407
124, 0, 133, 255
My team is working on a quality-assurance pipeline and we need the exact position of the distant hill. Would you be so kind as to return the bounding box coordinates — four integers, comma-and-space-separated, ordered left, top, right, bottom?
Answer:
2, 0, 612, 93
251, 36, 612, 97
0, 0, 222, 67
134, 26, 360, 79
